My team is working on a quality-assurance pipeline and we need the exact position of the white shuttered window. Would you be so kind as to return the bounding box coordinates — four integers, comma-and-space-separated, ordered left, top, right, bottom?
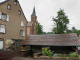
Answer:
0, 25, 5, 33
20, 30, 25, 36
0, 12, 9, 21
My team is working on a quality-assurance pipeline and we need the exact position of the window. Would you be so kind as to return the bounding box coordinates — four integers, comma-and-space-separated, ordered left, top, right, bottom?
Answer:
7, 4, 11, 10
20, 30, 25, 36
32, 17, 34, 21
14, 2, 17, 5
18, 10, 21, 15
21, 21, 24, 26
0, 12, 9, 21
0, 25, 5, 33
1, 13, 6, 21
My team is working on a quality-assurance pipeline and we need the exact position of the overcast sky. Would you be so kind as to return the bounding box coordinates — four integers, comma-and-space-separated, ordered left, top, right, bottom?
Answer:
0, 0, 80, 32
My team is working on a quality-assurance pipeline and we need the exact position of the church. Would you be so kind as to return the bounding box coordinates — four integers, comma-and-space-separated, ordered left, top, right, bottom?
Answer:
27, 6, 37, 35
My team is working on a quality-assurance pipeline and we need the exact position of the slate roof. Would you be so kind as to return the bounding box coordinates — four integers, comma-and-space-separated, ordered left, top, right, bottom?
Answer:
0, 0, 9, 4
20, 33, 80, 46
27, 22, 32, 27
31, 6, 36, 16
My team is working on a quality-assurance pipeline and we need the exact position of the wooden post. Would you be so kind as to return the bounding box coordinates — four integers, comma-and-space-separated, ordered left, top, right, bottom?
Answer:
22, 46, 24, 50
29, 46, 30, 50
29, 46, 32, 50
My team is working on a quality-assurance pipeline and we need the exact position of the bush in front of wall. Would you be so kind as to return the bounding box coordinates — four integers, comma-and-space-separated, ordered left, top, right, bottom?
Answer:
42, 47, 54, 57
69, 53, 77, 57
53, 54, 58, 57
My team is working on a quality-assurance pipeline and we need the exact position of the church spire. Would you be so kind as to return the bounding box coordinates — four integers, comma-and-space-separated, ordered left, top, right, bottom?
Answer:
31, 6, 36, 16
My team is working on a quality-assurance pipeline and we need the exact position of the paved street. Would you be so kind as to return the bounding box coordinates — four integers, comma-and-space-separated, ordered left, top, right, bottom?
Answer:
12, 57, 35, 60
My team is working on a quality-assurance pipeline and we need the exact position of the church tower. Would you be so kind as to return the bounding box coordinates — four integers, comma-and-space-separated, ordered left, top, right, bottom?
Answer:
31, 6, 37, 35
27, 6, 37, 35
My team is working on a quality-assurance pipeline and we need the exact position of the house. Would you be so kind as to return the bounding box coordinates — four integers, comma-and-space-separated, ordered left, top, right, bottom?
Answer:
20, 33, 80, 53
27, 6, 37, 35
0, 0, 27, 50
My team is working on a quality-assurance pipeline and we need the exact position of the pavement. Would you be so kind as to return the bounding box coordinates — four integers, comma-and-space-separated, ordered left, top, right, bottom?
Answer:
12, 57, 36, 60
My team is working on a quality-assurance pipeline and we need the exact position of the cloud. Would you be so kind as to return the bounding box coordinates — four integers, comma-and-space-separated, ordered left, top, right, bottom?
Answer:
1, 0, 80, 32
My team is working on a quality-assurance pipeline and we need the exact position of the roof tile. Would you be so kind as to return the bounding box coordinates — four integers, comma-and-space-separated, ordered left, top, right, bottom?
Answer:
20, 33, 80, 46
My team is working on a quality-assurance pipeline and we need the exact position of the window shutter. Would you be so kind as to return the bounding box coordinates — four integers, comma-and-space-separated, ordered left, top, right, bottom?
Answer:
3, 26, 5, 33
23, 31, 25, 36
21, 21, 24, 26
6, 15, 9, 21
0, 12, 2, 19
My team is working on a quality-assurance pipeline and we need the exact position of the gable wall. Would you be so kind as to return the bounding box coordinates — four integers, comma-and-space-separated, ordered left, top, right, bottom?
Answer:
0, 0, 27, 50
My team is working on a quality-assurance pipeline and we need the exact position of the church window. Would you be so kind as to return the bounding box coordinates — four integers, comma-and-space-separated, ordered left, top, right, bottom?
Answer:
32, 17, 34, 21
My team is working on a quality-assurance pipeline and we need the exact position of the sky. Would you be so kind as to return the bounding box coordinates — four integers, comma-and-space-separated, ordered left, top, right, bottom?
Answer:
0, 0, 80, 32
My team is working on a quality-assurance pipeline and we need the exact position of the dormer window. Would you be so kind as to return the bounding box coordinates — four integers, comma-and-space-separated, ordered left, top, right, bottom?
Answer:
18, 10, 21, 15
7, 4, 11, 10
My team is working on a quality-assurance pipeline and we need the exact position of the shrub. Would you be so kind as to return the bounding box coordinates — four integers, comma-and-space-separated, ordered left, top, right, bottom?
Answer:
69, 53, 77, 57
42, 47, 54, 57
6, 39, 13, 45
53, 54, 58, 57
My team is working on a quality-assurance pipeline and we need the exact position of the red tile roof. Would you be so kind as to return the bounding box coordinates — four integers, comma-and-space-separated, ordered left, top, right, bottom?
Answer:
20, 33, 80, 46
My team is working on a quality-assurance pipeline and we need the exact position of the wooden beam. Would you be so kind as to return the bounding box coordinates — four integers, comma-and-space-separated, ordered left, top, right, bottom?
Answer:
22, 46, 24, 50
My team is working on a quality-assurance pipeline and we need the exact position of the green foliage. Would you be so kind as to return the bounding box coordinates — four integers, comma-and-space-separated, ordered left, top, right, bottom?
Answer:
66, 30, 72, 33
42, 47, 54, 57
46, 32, 53, 34
24, 46, 30, 50
36, 22, 43, 35
52, 8, 69, 34
69, 53, 77, 57
59, 55, 67, 57
59, 53, 77, 57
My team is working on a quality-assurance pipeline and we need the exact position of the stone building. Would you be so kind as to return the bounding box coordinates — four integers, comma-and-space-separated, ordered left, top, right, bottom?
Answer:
0, 0, 27, 50
27, 6, 37, 35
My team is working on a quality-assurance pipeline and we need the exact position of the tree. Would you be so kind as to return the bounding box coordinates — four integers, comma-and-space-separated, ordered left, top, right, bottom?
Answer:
52, 9, 69, 34
6, 39, 14, 50
66, 30, 72, 33
71, 26, 80, 37
72, 26, 77, 33
36, 22, 43, 34
46, 32, 53, 34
